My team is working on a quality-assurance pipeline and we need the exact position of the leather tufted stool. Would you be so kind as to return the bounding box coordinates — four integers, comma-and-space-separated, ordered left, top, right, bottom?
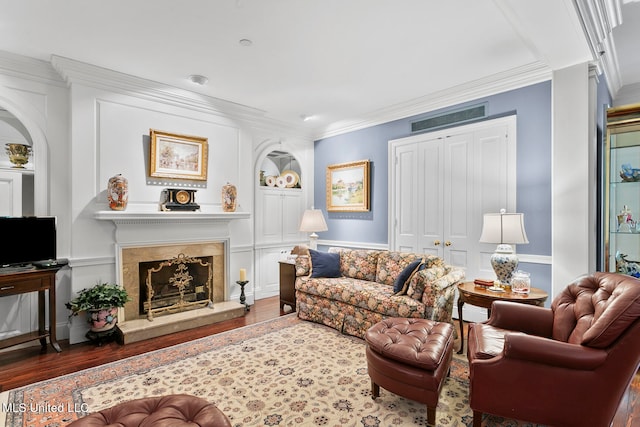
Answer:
365, 318, 454, 426
66, 394, 232, 427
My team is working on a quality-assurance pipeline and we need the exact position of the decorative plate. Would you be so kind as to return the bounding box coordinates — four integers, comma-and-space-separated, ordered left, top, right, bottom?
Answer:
281, 170, 300, 188
265, 175, 277, 187
276, 176, 287, 188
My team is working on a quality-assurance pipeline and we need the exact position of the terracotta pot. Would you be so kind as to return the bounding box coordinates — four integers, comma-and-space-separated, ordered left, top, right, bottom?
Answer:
88, 307, 118, 332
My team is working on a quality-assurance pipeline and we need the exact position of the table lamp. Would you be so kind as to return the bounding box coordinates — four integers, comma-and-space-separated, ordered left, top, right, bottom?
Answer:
299, 208, 328, 250
479, 208, 529, 287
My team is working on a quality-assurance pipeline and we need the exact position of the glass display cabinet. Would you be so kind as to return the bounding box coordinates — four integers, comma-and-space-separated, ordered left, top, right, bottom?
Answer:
604, 104, 640, 277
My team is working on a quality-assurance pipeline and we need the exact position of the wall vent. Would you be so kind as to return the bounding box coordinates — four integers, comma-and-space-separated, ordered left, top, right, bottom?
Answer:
411, 104, 487, 133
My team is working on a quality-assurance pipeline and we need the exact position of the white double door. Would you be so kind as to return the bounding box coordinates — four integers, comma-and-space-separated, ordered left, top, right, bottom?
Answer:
389, 115, 517, 285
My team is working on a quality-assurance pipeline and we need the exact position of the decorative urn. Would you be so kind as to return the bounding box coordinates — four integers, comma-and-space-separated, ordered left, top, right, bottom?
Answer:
222, 182, 237, 212
5, 143, 32, 168
108, 174, 129, 211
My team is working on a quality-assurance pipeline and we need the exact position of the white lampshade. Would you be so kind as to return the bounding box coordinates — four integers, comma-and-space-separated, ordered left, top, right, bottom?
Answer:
299, 209, 328, 250
479, 209, 529, 244
480, 209, 528, 286
299, 209, 328, 232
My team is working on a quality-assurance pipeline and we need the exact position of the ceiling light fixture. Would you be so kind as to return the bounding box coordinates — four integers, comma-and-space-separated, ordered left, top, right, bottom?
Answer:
188, 74, 209, 85
239, 39, 253, 47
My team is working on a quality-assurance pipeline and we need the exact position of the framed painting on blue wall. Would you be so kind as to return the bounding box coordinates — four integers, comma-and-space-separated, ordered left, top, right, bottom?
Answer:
326, 159, 370, 212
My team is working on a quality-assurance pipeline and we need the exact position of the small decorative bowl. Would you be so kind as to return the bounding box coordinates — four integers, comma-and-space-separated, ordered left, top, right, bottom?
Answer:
620, 164, 640, 182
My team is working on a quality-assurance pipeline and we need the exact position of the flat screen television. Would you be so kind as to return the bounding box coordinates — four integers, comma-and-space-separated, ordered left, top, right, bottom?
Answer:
0, 216, 57, 267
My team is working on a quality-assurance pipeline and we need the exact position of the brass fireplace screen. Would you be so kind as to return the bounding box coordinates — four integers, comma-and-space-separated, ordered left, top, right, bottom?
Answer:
143, 253, 213, 321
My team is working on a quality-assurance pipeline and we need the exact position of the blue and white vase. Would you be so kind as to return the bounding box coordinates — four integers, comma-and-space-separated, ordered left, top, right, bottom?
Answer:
490, 244, 519, 285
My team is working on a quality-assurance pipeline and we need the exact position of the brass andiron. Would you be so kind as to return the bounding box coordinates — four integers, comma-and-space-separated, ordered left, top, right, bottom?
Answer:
5, 143, 32, 168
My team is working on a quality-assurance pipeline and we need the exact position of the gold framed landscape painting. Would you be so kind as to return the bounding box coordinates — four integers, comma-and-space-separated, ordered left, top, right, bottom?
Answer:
149, 129, 208, 181
326, 160, 370, 212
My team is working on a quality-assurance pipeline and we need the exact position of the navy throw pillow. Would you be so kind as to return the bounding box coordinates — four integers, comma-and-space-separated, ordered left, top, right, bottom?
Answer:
309, 249, 342, 278
393, 259, 423, 294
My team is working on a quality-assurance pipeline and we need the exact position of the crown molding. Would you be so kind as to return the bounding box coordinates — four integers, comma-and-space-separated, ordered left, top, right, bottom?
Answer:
572, 0, 623, 97
51, 55, 265, 118
50, 55, 315, 141
0, 50, 65, 86
598, 34, 622, 96
315, 61, 552, 140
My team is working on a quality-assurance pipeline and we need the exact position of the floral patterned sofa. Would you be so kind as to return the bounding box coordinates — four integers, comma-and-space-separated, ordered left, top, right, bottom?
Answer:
294, 247, 465, 339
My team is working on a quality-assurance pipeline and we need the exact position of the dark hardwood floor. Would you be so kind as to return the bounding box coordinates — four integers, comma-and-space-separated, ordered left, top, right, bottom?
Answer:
0, 296, 283, 392
0, 296, 638, 426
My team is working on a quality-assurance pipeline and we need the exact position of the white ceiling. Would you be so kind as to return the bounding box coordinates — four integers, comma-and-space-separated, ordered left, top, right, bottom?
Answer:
0, 0, 638, 136
612, 0, 640, 86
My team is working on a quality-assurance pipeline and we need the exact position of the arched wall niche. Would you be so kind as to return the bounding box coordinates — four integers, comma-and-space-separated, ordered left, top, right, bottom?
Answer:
0, 95, 50, 215
254, 140, 302, 188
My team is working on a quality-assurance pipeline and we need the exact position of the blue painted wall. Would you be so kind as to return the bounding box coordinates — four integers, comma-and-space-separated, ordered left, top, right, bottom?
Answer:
314, 81, 552, 258
312, 77, 615, 302
313, 81, 553, 299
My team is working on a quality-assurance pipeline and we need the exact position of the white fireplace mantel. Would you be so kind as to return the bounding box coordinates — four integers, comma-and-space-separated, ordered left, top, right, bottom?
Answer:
94, 210, 250, 225
94, 209, 251, 246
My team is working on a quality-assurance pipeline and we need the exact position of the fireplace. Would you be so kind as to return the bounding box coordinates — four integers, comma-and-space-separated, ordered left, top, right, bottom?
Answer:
120, 241, 225, 323
139, 254, 214, 319
95, 208, 249, 344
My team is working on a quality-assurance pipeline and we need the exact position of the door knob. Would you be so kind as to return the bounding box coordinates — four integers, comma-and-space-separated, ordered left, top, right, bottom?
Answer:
434, 240, 441, 246
445, 241, 452, 246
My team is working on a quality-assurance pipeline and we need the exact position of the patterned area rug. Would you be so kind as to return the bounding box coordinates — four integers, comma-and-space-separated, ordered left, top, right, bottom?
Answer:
0, 315, 542, 427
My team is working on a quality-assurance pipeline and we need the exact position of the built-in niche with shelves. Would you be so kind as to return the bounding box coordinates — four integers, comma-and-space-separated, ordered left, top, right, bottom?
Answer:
256, 150, 304, 244
254, 148, 306, 300
259, 150, 302, 189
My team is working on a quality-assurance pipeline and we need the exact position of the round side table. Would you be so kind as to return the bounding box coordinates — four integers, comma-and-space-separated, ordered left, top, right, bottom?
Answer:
456, 281, 548, 354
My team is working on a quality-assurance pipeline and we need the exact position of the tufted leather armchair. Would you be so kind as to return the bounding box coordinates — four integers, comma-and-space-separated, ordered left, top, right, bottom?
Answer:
467, 272, 640, 427
67, 394, 232, 427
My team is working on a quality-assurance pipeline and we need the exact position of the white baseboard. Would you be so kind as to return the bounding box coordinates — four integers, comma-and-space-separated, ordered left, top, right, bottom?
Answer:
453, 303, 490, 323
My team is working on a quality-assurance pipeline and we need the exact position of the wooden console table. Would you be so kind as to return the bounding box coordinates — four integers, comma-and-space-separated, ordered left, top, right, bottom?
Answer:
457, 281, 548, 354
0, 267, 62, 352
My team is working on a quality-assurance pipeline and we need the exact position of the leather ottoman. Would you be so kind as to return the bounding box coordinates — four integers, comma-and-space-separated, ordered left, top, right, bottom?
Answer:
66, 394, 232, 427
365, 318, 454, 426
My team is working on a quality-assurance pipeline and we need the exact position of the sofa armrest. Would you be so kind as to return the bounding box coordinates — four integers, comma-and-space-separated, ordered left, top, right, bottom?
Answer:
487, 301, 553, 337
294, 255, 311, 277
420, 267, 465, 302
420, 266, 465, 323
503, 332, 607, 370
438, 266, 465, 290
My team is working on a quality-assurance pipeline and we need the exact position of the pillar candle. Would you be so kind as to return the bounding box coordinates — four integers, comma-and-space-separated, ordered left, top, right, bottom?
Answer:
239, 268, 246, 282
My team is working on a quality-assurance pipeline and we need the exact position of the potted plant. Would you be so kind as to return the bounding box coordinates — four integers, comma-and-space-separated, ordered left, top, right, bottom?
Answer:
66, 282, 130, 332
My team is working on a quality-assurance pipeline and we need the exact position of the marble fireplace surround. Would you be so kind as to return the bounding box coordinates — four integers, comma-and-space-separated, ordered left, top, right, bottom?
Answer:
120, 241, 225, 322
95, 208, 249, 344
